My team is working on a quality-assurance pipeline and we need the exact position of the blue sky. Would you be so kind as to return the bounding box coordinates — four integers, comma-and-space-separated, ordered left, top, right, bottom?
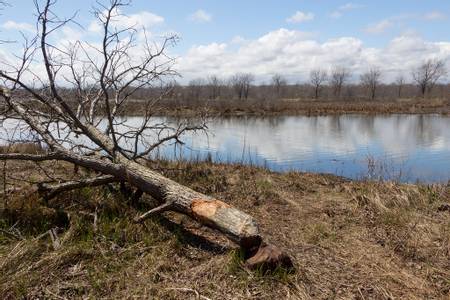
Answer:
1, 0, 449, 83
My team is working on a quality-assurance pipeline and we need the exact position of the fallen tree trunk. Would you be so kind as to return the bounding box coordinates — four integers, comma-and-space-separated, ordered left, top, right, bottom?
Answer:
1, 150, 292, 269
77, 155, 292, 268
123, 160, 262, 246
118, 158, 293, 268
35, 155, 261, 245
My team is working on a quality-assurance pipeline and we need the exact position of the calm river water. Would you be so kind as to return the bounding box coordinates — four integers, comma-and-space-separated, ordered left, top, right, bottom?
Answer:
159, 114, 450, 183
2, 114, 449, 183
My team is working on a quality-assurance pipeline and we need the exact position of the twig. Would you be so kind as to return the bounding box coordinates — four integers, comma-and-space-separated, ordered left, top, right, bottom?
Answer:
0, 228, 23, 240
93, 207, 98, 233
166, 287, 212, 300
49, 228, 61, 250
34, 230, 51, 241
133, 202, 172, 223
45, 288, 68, 300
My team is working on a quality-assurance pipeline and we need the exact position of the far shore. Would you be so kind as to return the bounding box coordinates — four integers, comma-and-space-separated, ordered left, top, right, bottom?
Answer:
3, 97, 448, 118
122, 97, 450, 117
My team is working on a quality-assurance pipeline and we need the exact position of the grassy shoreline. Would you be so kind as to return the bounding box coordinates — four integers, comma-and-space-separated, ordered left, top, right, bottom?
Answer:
6, 98, 449, 119
122, 97, 450, 117
1, 159, 449, 299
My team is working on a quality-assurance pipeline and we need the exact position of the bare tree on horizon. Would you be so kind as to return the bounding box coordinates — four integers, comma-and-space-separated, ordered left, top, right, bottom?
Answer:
395, 74, 406, 98
187, 78, 205, 101
230, 73, 254, 100
330, 66, 351, 99
271, 74, 287, 99
412, 59, 447, 97
360, 67, 382, 100
310, 69, 328, 99
207, 75, 222, 99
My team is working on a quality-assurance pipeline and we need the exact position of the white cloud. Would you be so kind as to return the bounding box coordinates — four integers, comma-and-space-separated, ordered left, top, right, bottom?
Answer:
340, 3, 364, 10
60, 27, 84, 42
188, 10, 212, 23
362, 12, 446, 35
329, 12, 343, 19
286, 11, 315, 23
231, 35, 246, 44
2, 21, 34, 32
422, 11, 447, 21
177, 28, 450, 83
330, 3, 364, 19
364, 20, 393, 34
88, 9, 164, 33
3, 12, 449, 88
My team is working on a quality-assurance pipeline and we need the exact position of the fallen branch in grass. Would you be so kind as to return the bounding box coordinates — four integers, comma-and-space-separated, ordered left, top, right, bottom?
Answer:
166, 287, 212, 300
134, 202, 173, 223
37, 175, 117, 200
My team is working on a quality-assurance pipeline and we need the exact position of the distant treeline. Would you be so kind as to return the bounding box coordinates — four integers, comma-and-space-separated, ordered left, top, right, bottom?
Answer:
130, 59, 449, 102
8, 60, 449, 106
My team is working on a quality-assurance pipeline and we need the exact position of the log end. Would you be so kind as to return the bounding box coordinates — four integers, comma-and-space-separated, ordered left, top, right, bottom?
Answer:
244, 243, 294, 272
189, 198, 293, 271
190, 198, 261, 242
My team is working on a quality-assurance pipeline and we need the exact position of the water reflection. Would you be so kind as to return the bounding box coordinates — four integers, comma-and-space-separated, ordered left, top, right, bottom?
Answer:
1, 114, 449, 183
165, 114, 450, 183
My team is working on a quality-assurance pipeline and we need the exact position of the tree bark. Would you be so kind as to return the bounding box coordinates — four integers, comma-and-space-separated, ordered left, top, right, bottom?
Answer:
81, 155, 263, 248
89, 157, 292, 268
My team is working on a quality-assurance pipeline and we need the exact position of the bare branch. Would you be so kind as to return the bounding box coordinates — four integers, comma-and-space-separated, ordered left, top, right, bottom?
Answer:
133, 202, 173, 223
0, 152, 61, 161
330, 66, 350, 98
38, 175, 117, 200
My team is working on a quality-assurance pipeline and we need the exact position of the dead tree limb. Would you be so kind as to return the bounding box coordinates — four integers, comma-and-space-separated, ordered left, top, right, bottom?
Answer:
37, 175, 117, 200
0, 0, 292, 270
134, 202, 173, 223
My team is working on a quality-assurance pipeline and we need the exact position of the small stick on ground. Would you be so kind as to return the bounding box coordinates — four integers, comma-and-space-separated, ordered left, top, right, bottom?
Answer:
166, 287, 212, 300
49, 228, 61, 250
134, 202, 173, 223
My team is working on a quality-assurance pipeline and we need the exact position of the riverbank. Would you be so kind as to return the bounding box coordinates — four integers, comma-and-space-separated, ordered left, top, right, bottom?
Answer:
123, 97, 450, 117
6, 97, 449, 118
1, 158, 449, 299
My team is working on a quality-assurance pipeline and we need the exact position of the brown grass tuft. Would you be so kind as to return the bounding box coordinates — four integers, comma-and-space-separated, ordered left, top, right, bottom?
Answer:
0, 142, 45, 154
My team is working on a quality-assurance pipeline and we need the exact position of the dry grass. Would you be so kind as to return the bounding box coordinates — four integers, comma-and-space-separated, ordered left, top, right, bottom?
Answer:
0, 160, 449, 299
122, 97, 450, 117
20, 96, 450, 118
0, 142, 45, 155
